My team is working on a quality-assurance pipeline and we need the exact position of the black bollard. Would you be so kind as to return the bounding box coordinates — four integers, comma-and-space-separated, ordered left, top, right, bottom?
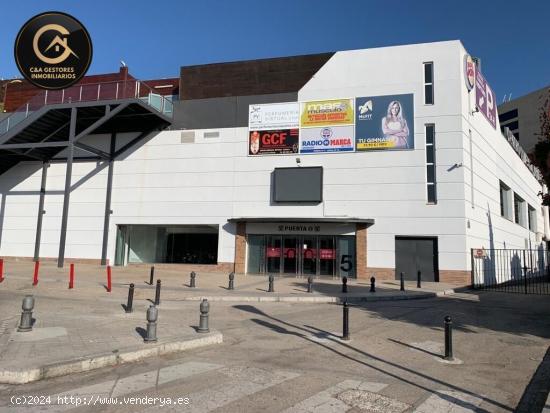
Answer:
444, 316, 453, 360
17, 295, 34, 332
154, 279, 161, 306
198, 299, 210, 333
149, 266, 155, 285
342, 276, 348, 293
144, 305, 158, 342
370, 276, 376, 293
190, 271, 196, 288
417, 270, 422, 289
400, 272, 405, 291
126, 283, 135, 313
307, 276, 313, 293
268, 274, 274, 292
342, 302, 350, 341
228, 272, 235, 290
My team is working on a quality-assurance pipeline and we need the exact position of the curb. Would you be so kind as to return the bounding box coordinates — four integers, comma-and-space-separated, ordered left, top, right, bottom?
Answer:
0, 331, 223, 385
168, 289, 460, 303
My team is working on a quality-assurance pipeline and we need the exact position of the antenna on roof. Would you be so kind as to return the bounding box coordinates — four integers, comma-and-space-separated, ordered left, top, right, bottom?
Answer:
508, 93, 512, 102
502, 94, 507, 103
120, 60, 126, 67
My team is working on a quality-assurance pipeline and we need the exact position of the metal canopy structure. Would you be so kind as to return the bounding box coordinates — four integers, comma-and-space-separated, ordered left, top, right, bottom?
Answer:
0, 80, 173, 267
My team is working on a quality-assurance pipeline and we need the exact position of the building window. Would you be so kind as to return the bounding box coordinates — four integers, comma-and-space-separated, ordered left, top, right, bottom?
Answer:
498, 109, 518, 124
528, 205, 537, 232
423, 62, 434, 105
500, 181, 512, 220
426, 124, 436, 203
514, 193, 526, 226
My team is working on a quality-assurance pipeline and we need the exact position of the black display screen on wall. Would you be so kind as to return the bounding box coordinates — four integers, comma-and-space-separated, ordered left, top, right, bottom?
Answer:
273, 166, 323, 202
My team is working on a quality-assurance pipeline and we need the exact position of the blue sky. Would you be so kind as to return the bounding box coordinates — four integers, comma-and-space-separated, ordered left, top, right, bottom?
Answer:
1, 0, 548, 102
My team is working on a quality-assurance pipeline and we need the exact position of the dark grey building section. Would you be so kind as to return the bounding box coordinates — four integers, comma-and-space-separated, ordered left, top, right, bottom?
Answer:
498, 85, 550, 154
171, 92, 297, 130
395, 237, 439, 282
173, 52, 335, 130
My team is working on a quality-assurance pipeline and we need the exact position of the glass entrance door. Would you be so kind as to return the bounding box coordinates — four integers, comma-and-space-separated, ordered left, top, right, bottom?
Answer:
301, 236, 317, 275
319, 236, 336, 276
282, 236, 297, 274
266, 235, 281, 273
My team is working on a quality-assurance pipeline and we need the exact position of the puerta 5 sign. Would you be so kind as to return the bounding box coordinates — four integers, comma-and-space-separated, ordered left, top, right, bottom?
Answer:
14, 12, 93, 90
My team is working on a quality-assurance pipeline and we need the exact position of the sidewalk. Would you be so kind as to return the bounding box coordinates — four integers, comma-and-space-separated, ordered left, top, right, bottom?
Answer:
0, 289, 222, 384
0, 260, 466, 303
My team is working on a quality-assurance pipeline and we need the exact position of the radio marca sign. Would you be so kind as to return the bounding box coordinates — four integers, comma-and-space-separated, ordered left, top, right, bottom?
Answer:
299, 125, 354, 153
300, 99, 354, 127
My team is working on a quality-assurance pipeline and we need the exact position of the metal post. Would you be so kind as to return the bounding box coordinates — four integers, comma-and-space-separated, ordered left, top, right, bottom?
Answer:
155, 279, 161, 305
57, 107, 77, 268
34, 162, 49, 261
307, 276, 313, 293
190, 271, 196, 288
106, 265, 112, 292
370, 276, 376, 292
126, 283, 134, 313
33, 261, 39, 286
149, 266, 155, 285
523, 250, 527, 294
100, 133, 116, 266
342, 302, 350, 341
198, 299, 210, 333
228, 272, 234, 290
417, 270, 422, 288
444, 316, 453, 360
342, 276, 348, 293
17, 295, 34, 332
268, 274, 274, 292
144, 305, 158, 342
400, 272, 405, 291
69, 263, 74, 289
0, 259, 4, 283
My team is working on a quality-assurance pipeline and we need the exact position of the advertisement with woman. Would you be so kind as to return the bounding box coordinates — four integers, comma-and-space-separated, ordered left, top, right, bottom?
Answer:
355, 94, 414, 151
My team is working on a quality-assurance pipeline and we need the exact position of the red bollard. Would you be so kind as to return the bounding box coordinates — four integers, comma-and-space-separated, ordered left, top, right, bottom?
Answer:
107, 265, 112, 292
0, 258, 4, 283
33, 261, 39, 286
69, 263, 74, 289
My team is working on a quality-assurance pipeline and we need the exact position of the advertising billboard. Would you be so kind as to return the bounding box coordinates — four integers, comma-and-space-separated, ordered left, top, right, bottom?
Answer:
249, 102, 299, 130
475, 67, 496, 129
249, 129, 299, 155
299, 125, 354, 153
300, 99, 354, 127
355, 94, 414, 151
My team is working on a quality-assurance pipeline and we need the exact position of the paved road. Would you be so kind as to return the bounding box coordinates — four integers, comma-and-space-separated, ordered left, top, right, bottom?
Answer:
0, 292, 549, 412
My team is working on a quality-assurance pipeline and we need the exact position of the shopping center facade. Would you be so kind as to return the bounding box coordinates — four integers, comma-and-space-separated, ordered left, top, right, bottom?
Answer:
0, 40, 547, 285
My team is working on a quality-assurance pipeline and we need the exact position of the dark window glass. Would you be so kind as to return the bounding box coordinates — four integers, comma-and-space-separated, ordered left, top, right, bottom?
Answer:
427, 184, 436, 203
426, 148, 434, 164
426, 125, 434, 144
424, 63, 433, 83
502, 120, 519, 131
427, 165, 435, 183
500, 184, 505, 217
498, 109, 518, 123
425, 84, 434, 104
514, 194, 523, 224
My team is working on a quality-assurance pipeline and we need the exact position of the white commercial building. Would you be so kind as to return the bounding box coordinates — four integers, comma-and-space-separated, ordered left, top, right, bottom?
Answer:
0, 40, 547, 285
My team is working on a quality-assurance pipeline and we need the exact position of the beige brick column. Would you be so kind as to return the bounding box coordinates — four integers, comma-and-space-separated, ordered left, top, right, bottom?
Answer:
356, 223, 368, 279
234, 222, 246, 274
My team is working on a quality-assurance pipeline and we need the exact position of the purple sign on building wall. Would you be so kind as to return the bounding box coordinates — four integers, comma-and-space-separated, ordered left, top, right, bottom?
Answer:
475, 67, 496, 129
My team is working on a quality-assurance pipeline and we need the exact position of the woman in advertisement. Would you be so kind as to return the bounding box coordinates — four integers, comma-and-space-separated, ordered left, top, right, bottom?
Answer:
381, 100, 410, 149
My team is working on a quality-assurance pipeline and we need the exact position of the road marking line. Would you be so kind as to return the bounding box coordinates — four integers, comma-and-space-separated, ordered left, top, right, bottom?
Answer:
413, 390, 484, 412
140, 365, 300, 412
282, 379, 396, 413
0, 361, 223, 413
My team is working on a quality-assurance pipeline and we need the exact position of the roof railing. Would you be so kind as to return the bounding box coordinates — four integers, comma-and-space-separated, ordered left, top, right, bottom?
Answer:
0, 79, 173, 137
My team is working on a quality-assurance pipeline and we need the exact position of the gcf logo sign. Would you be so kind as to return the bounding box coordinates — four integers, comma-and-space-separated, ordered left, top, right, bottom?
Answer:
14, 12, 93, 90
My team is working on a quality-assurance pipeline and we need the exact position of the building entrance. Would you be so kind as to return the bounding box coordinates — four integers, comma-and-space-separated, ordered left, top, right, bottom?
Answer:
247, 234, 356, 278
